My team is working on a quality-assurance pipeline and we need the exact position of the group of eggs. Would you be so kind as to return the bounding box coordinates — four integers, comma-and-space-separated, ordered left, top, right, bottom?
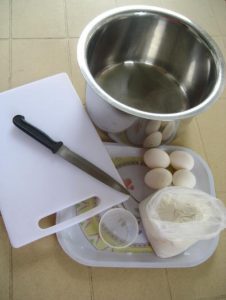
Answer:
143, 120, 176, 148
143, 148, 196, 190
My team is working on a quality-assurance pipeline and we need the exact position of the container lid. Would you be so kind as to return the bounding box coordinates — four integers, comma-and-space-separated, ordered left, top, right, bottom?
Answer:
0, 73, 129, 248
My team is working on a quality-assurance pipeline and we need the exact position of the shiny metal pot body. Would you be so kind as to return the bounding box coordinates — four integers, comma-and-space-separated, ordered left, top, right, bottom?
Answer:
78, 6, 225, 146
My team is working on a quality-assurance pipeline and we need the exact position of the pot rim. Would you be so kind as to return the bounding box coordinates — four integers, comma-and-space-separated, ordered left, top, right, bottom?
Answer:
77, 5, 225, 121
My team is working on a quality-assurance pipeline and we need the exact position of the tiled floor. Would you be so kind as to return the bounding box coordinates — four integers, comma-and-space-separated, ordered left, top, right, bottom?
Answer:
1, 1, 226, 300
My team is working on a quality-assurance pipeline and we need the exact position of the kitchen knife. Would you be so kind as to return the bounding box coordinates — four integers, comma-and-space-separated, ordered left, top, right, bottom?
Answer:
13, 115, 132, 198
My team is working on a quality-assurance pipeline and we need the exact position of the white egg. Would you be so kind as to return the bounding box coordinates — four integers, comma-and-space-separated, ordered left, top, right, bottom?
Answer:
162, 121, 176, 142
145, 120, 161, 135
160, 121, 169, 129
143, 131, 162, 148
172, 169, 196, 188
170, 150, 194, 170
144, 148, 170, 169
144, 168, 172, 190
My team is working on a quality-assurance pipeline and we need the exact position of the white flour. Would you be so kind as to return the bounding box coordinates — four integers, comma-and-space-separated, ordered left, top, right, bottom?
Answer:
154, 194, 211, 223
139, 187, 225, 258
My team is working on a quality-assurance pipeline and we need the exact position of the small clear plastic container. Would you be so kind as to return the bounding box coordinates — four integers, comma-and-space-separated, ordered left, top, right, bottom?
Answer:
99, 208, 139, 248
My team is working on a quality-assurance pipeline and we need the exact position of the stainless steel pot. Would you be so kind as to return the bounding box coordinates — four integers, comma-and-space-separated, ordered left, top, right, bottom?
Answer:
77, 6, 225, 146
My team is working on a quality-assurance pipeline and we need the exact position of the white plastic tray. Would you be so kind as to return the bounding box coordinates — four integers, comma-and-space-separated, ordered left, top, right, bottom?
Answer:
56, 144, 219, 268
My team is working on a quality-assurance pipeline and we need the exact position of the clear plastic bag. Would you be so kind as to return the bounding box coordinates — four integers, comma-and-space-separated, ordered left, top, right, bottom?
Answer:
139, 187, 226, 258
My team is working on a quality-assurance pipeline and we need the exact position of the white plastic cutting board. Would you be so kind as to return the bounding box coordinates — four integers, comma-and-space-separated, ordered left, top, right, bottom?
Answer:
0, 73, 129, 248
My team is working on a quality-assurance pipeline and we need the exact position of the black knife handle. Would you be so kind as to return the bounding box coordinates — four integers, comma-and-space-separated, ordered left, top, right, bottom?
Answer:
13, 115, 63, 153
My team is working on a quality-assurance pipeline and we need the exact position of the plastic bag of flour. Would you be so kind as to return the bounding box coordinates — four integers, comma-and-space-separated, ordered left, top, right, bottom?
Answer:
139, 187, 226, 258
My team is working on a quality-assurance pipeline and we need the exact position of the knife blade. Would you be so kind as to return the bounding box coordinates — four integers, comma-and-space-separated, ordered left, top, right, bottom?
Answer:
13, 115, 131, 198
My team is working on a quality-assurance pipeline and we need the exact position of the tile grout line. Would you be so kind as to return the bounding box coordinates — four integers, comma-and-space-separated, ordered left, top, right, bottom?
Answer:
67, 39, 73, 79
194, 117, 219, 193
9, 0, 12, 89
192, 118, 226, 195
88, 267, 95, 300
195, 98, 226, 197
194, 117, 210, 164
0, 34, 220, 39
164, 269, 173, 300
197, 293, 226, 300
9, 1, 13, 300
64, 0, 73, 79
64, 0, 69, 38
10, 36, 80, 40
9, 246, 13, 300
208, 0, 225, 37
215, 190, 226, 195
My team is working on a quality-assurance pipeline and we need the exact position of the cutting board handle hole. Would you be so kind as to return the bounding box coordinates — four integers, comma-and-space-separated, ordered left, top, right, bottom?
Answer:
74, 196, 99, 216
39, 213, 56, 229
39, 196, 99, 229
